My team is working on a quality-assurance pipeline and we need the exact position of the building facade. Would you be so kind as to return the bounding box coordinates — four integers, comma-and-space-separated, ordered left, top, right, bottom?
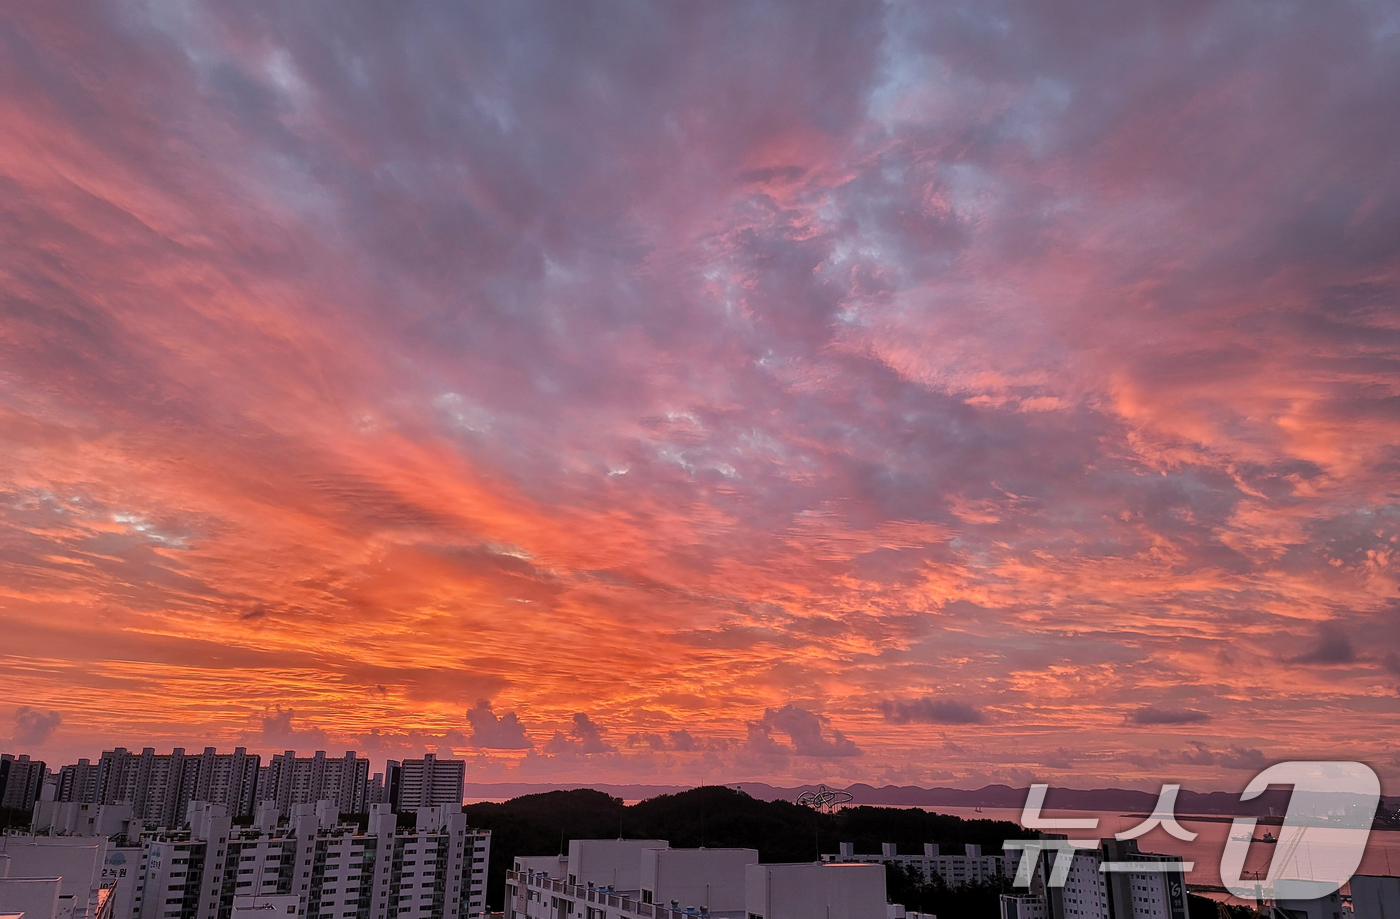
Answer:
998, 837, 1187, 919
81, 749, 263, 825
257, 753, 370, 818
0, 754, 48, 811
39, 747, 466, 826
825, 841, 1009, 888
383, 757, 463, 813
131, 803, 488, 919
56, 761, 100, 808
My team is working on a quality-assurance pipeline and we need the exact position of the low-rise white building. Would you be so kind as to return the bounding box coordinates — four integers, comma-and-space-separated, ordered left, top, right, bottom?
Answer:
507, 841, 890, 919
31, 805, 136, 842
0, 837, 115, 919
745, 862, 887, 919
639, 848, 757, 915
825, 842, 1007, 888
0, 878, 63, 919
508, 840, 749, 919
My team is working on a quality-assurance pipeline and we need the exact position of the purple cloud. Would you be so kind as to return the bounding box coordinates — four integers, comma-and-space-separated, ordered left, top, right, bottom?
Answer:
747, 705, 861, 758
13, 707, 62, 746
465, 701, 533, 750
880, 698, 985, 725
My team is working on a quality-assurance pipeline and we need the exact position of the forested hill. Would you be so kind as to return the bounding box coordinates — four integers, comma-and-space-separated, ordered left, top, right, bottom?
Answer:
461, 785, 1031, 912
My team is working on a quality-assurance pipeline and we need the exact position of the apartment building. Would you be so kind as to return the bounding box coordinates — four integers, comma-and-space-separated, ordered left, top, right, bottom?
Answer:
506, 839, 889, 919
383, 758, 462, 814
998, 837, 1187, 919
0, 755, 48, 811
825, 841, 1008, 887
130, 802, 488, 919
56, 762, 99, 809
258, 753, 370, 818
73, 749, 264, 825
43, 749, 375, 823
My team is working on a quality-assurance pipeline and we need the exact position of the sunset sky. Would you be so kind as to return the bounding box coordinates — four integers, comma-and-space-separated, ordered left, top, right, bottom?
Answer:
2, 0, 1399, 792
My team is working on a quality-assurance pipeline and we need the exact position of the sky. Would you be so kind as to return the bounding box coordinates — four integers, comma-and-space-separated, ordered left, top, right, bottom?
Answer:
2, 0, 1399, 793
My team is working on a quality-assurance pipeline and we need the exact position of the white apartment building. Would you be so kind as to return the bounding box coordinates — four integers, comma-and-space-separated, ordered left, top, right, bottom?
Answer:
998, 837, 1187, 919
825, 841, 1008, 887
129, 802, 488, 919
506, 839, 889, 919
383, 759, 463, 814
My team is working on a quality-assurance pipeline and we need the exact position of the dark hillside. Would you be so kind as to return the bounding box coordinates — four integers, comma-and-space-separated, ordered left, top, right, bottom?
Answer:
463, 786, 1031, 913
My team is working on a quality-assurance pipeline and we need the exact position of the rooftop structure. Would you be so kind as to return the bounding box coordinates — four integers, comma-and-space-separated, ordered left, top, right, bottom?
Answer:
508, 839, 890, 919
